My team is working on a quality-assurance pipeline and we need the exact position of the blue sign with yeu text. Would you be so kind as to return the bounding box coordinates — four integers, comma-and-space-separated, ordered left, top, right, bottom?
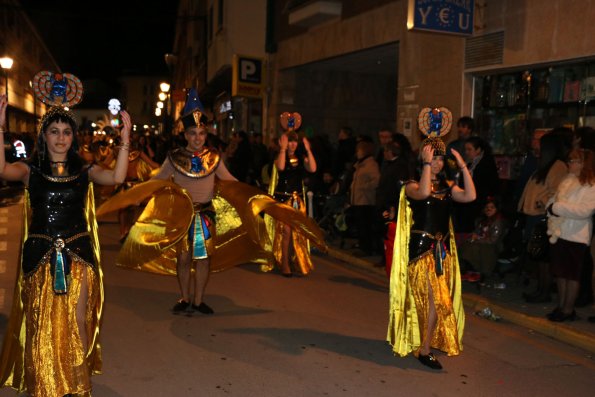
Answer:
407, 0, 474, 35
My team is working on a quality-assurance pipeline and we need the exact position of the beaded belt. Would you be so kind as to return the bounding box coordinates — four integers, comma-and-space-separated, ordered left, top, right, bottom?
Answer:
411, 230, 449, 275
28, 232, 90, 294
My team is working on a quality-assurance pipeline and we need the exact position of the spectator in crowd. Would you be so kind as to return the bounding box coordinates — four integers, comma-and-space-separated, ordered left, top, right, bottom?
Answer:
459, 197, 508, 282
453, 136, 500, 242
375, 128, 393, 168
227, 130, 252, 183
518, 129, 570, 303
376, 138, 415, 268
574, 126, 595, 307
446, 116, 475, 161
250, 132, 269, 188
332, 126, 356, 183
350, 140, 380, 256
546, 148, 595, 322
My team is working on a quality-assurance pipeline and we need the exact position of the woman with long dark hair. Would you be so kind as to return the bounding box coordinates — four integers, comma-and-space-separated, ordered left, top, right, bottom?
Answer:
388, 108, 476, 370
518, 128, 571, 302
0, 79, 131, 396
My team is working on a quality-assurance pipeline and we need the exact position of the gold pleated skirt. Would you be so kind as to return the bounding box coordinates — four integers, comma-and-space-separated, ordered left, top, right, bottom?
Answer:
408, 253, 461, 356
22, 259, 100, 397
272, 195, 313, 275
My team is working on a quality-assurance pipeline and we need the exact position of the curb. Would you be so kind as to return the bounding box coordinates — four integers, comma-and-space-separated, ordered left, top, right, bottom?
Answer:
463, 295, 595, 354
325, 247, 595, 355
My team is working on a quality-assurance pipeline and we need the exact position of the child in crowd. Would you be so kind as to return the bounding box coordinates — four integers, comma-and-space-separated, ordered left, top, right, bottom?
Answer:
459, 198, 507, 283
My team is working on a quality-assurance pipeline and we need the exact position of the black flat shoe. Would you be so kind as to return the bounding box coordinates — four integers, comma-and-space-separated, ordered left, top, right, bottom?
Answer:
546, 307, 561, 320
172, 299, 190, 314
191, 302, 214, 314
549, 310, 576, 322
281, 273, 293, 278
418, 353, 442, 370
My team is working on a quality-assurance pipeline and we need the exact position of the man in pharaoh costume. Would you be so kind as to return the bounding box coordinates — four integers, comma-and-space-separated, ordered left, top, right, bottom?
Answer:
96, 90, 326, 315
387, 107, 476, 370
0, 71, 133, 396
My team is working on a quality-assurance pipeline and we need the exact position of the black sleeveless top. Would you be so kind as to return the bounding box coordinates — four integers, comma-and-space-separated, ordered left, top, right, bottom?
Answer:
22, 165, 95, 275
408, 178, 453, 261
275, 153, 304, 199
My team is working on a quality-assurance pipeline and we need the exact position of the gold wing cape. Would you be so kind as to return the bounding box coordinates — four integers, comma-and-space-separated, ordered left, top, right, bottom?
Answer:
96, 179, 327, 275
386, 187, 464, 357
0, 185, 104, 393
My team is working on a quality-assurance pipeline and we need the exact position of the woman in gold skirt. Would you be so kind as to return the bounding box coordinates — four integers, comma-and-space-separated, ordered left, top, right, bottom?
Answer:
0, 73, 131, 397
387, 108, 476, 370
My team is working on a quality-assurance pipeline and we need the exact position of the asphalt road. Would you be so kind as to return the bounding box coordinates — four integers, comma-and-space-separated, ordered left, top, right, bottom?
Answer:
0, 197, 594, 396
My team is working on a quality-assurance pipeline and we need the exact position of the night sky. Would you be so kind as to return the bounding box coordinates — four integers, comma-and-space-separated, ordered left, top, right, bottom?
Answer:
19, 0, 178, 87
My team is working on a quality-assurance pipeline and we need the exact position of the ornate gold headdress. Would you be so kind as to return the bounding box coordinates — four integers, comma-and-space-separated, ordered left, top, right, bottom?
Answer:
418, 107, 453, 156
32, 71, 83, 134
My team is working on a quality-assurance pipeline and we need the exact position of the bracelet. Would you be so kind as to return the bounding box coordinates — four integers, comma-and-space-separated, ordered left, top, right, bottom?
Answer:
119, 142, 130, 150
422, 162, 431, 167
459, 164, 467, 170
0, 127, 4, 133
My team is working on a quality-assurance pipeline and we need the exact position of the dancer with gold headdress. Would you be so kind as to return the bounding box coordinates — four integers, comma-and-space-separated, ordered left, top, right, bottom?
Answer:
265, 112, 317, 277
387, 107, 475, 370
0, 71, 131, 396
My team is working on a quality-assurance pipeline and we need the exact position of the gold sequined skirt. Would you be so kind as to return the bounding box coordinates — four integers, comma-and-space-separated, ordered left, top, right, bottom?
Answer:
272, 194, 313, 275
22, 259, 100, 397
407, 253, 461, 356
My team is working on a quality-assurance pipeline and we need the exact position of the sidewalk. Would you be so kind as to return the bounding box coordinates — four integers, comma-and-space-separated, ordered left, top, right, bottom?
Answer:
322, 237, 595, 354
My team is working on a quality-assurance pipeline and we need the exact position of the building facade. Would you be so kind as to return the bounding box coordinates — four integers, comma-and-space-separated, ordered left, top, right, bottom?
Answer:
169, 0, 595, 169
0, 0, 59, 133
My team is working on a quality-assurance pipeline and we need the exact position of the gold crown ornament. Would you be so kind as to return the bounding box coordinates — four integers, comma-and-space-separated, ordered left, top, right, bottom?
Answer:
417, 107, 453, 156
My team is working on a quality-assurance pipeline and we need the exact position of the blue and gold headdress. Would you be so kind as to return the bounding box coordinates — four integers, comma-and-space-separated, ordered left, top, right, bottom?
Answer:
418, 107, 453, 156
33, 71, 83, 134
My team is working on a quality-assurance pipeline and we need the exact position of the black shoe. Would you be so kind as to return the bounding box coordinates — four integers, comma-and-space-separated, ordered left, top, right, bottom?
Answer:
546, 307, 561, 320
549, 310, 577, 322
588, 316, 595, 323
191, 302, 214, 315
172, 299, 190, 314
418, 353, 442, 370
281, 273, 293, 278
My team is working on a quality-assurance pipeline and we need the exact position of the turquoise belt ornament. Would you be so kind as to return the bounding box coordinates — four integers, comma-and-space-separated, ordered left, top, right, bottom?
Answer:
190, 212, 211, 260
51, 238, 68, 294
431, 232, 447, 276
28, 231, 89, 295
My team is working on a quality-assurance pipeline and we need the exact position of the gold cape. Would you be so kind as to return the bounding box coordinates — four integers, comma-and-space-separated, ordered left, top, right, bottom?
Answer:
386, 187, 465, 357
96, 179, 326, 275
0, 184, 104, 394
261, 164, 313, 274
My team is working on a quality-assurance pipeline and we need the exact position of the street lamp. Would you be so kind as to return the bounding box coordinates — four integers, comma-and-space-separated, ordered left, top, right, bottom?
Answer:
0, 56, 14, 132
159, 82, 171, 135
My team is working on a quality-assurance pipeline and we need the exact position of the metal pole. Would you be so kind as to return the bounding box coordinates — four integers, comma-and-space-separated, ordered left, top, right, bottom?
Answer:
4, 71, 9, 132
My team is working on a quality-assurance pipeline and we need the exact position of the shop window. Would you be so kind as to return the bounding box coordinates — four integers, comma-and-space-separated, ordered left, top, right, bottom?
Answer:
474, 60, 595, 162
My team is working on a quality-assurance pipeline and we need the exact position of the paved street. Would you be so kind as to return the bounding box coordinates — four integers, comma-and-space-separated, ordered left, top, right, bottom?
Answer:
0, 193, 594, 396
